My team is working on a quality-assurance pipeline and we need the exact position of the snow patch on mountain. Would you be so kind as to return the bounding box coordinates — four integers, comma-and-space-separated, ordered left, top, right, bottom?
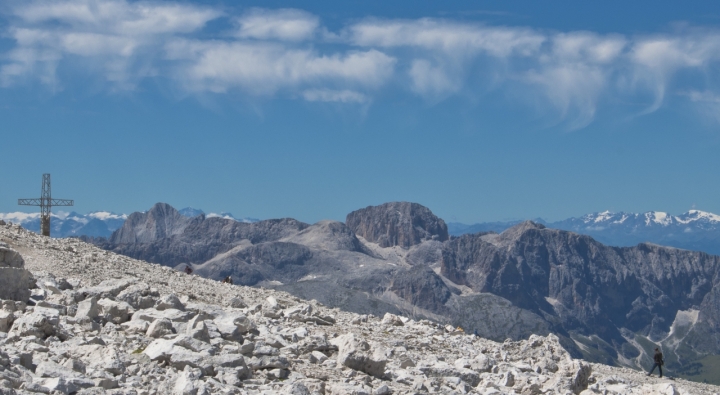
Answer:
180, 207, 259, 223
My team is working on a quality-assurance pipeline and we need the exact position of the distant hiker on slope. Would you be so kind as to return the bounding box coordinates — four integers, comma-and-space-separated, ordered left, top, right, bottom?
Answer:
647, 347, 664, 377
221, 276, 233, 284
184, 265, 193, 275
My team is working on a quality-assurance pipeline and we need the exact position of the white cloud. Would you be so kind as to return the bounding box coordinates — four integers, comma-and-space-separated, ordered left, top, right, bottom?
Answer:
408, 59, 460, 96
348, 18, 544, 58
550, 32, 626, 64
524, 63, 607, 130
14, 0, 221, 36
4, 2, 720, 126
302, 89, 369, 103
518, 33, 627, 129
236, 8, 319, 41
1, 0, 220, 89
166, 40, 396, 95
630, 33, 720, 113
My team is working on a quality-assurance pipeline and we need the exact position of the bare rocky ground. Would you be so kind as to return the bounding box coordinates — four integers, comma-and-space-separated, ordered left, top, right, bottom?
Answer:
1, 222, 718, 395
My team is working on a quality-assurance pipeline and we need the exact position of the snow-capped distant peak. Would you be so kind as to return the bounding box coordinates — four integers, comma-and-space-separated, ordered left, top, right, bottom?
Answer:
0, 212, 40, 223
87, 211, 128, 221
207, 212, 236, 220
645, 211, 672, 226
594, 210, 613, 223
581, 210, 617, 224
678, 210, 720, 224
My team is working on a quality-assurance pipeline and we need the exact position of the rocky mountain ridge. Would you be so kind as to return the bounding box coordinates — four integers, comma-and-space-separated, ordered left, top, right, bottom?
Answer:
449, 209, 720, 256
84, 202, 720, 385
1, 219, 718, 394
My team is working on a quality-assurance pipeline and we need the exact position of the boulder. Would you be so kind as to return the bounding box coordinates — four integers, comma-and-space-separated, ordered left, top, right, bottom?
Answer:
156, 294, 185, 311
146, 318, 175, 338
132, 308, 194, 323
97, 298, 134, 323
418, 361, 481, 387
173, 366, 203, 395
35, 360, 80, 378
116, 283, 157, 309
0, 311, 14, 332
0, 244, 24, 268
213, 311, 255, 341
381, 313, 404, 326
9, 307, 59, 338
0, 268, 32, 302
80, 278, 134, 298
330, 333, 387, 378
75, 296, 99, 320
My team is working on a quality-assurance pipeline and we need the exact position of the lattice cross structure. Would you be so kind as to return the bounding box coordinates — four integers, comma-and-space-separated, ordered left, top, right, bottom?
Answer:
18, 174, 74, 237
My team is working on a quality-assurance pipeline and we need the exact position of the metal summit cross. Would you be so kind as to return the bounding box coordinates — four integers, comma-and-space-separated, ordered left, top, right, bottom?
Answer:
18, 174, 74, 237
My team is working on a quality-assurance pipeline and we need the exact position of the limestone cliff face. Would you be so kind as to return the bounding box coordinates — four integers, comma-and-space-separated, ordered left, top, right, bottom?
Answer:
441, 221, 720, 363
345, 202, 449, 248
109, 203, 191, 244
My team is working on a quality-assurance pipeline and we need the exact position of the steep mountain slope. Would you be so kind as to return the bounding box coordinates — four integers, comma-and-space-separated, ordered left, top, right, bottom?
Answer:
442, 221, 720, 380
93, 202, 720, 384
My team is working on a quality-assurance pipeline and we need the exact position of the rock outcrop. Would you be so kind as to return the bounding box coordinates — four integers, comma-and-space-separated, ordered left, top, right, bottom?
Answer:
0, 242, 33, 302
2, 222, 718, 394
345, 202, 449, 248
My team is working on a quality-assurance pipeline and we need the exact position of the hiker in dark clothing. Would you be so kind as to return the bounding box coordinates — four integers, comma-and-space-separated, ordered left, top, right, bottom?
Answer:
184, 265, 193, 275
647, 347, 664, 377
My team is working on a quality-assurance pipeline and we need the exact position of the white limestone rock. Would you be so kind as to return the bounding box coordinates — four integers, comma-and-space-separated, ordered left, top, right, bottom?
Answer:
381, 313, 404, 327
0, 268, 32, 302
74, 296, 99, 320
156, 293, 185, 311
97, 298, 134, 323
9, 306, 59, 338
213, 311, 255, 341
146, 318, 175, 338
331, 333, 387, 379
0, 244, 24, 268
0, 311, 13, 333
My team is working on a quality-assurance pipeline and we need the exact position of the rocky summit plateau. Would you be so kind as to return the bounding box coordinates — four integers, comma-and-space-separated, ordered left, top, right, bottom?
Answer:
1, 217, 719, 394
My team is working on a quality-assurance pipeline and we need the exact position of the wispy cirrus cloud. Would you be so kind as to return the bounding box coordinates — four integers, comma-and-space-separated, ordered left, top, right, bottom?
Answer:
1, 0, 221, 89
165, 40, 395, 95
235, 8, 319, 42
3, 1, 720, 124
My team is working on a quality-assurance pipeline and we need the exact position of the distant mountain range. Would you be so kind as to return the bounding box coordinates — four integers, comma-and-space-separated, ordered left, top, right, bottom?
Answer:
0, 207, 258, 238
5, 206, 720, 257
0, 211, 128, 238
449, 210, 720, 256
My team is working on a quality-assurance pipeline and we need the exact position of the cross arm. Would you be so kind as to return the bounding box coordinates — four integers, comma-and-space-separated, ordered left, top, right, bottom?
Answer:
18, 198, 74, 206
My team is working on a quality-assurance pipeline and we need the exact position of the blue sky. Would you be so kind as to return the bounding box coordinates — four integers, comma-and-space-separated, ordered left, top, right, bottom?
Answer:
2, 0, 720, 224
